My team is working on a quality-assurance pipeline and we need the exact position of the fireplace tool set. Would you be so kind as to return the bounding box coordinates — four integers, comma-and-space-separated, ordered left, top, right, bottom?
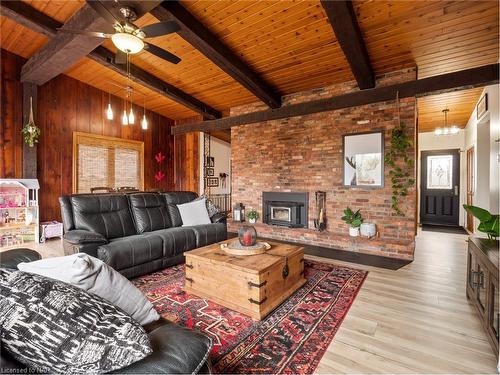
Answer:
314, 191, 327, 231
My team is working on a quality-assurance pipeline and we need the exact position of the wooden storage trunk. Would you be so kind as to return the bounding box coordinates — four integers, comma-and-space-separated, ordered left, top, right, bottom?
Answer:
184, 240, 306, 320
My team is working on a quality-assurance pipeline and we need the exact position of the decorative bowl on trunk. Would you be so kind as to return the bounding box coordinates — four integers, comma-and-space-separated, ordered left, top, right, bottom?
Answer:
238, 225, 257, 247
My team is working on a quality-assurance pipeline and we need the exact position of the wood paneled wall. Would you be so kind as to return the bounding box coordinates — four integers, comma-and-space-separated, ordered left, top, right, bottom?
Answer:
37, 76, 175, 221
1, 49, 176, 222
174, 116, 200, 193
1, 49, 23, 178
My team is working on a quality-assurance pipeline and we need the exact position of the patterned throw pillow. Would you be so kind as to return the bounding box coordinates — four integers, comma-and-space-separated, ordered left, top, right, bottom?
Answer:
196, 195, 220, 218
0, 269, 152, 374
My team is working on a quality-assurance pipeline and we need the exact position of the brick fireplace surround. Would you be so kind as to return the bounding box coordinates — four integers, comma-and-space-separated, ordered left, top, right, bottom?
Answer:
228, 68, 417, 260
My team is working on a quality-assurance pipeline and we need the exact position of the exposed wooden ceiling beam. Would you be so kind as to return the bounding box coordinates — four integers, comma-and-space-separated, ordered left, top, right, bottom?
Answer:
320, 0, 375, 89
0, 1, 221, 120
89, 47, 221, 119
150, 1, 282, 109
0, 0, 60, 38
171, 64, 499, 135
20, 3, 111, 85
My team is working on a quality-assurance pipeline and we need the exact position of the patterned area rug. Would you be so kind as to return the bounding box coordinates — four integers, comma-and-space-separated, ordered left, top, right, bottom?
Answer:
132, 260, 367, 374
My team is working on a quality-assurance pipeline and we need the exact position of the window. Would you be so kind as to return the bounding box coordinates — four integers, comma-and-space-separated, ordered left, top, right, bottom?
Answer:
426, 155, 453, 189
73, 132, 144, 193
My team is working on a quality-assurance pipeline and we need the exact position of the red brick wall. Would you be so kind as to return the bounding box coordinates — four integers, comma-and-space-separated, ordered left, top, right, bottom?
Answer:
229, 68, 417, 260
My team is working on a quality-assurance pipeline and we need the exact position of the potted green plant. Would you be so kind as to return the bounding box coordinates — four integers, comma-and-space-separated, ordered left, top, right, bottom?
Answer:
22, 97, 40, 147
247, 209, 259, 224
341, 207, 363, 237
463, 205, 499, 240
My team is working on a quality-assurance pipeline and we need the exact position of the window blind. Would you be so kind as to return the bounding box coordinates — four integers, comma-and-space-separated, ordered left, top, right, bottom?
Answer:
115, 148, 140, 189
73, 132, 144, 193
77, 145, 109, 193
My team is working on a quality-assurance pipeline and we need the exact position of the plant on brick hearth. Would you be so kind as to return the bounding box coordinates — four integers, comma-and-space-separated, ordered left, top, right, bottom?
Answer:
247, 209, 259, 223
384, 122, 415, 216
341, 207, 363, 228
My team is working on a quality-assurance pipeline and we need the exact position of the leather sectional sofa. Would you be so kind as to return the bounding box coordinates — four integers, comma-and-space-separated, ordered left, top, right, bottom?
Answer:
0, 249, 213, 374
59, 191, 227, 278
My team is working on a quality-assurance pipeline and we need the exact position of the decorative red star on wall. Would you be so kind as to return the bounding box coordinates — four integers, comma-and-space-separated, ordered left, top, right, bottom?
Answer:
155, 171, 165, 182
155, 152, 166, 164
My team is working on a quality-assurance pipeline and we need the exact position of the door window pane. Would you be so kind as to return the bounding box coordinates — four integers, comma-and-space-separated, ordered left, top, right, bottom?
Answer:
427, 155, 453, 189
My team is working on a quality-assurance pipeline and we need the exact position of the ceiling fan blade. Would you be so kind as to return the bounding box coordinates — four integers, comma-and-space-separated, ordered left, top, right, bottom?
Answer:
141, 21, 180, 38
115, 50, 127, 65
144, 42, 181, 64
57, 29, 111, 39
86, 0, 121, 26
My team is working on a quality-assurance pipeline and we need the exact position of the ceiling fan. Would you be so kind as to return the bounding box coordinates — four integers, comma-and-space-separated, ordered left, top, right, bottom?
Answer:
58, 0, 181, 65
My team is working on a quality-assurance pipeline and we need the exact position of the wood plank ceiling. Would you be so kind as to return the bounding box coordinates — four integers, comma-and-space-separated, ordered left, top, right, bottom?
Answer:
417, 87, 485, 132
0, 0, 498, 132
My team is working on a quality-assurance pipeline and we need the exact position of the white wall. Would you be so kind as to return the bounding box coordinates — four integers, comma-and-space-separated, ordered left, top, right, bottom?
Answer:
418, 84, 500, 230
198, 132, 204, 194
417, 130, 466, 225
209, 137, 231, 195
463, 84, 500, 235
198, 133, 231, 195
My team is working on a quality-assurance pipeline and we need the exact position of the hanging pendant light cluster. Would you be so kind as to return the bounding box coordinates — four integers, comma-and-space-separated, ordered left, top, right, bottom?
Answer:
434, 108, 459, 136
121, 86, 135, 126
105, 53, 148, 129
106, 91, 113, 120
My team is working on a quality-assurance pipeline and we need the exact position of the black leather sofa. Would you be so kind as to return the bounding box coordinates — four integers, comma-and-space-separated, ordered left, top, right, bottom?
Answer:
0, 250, 213, 374
59, 191, 227, 278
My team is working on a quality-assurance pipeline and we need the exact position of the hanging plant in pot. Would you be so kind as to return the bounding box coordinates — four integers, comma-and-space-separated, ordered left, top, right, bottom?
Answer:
247, 209, 259, 224
341, 207, 363, 237
22, 97, 40, 147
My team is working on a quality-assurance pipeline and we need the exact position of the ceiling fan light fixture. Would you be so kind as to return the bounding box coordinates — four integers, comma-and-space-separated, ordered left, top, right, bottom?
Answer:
112, 32, 144, 54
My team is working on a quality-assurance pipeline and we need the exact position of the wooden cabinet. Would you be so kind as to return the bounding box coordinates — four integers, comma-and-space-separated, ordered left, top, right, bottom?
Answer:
466, 236, 499, 359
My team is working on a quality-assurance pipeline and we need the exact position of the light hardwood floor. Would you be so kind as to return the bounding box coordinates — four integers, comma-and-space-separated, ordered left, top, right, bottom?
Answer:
2, 230, 497, 373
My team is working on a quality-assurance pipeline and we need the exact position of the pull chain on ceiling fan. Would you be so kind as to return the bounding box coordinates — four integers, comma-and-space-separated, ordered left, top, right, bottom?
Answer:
58, 0, 181, 65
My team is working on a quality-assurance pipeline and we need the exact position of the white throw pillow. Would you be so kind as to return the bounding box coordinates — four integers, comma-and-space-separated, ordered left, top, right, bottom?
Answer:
17, 253, 160, 325
177, 197, 212, 226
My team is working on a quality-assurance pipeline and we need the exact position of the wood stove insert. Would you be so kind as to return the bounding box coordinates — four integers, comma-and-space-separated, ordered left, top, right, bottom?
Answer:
263, 192, 308, 228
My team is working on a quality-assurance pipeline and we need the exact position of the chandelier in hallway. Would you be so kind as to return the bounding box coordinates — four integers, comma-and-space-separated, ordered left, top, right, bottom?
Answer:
434, 109, 459, 136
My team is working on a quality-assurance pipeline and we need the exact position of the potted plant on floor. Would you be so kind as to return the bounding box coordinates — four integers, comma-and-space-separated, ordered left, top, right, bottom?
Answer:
247, 209, 259, 224
341, 207, 363, 237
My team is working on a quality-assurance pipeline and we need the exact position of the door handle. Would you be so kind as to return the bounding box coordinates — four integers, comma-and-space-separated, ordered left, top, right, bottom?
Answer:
454, 186, 458, 196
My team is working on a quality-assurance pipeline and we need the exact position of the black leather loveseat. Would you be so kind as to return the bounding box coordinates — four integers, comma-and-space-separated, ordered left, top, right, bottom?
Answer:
59, 191, 227, 278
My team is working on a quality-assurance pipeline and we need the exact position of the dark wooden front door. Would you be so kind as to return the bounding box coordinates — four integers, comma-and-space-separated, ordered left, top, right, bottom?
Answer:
420, 149, 460, 226
466, 146, 475, 232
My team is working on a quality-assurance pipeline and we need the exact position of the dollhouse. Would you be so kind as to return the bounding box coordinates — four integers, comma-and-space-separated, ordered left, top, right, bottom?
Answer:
0, 179, 40, 248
